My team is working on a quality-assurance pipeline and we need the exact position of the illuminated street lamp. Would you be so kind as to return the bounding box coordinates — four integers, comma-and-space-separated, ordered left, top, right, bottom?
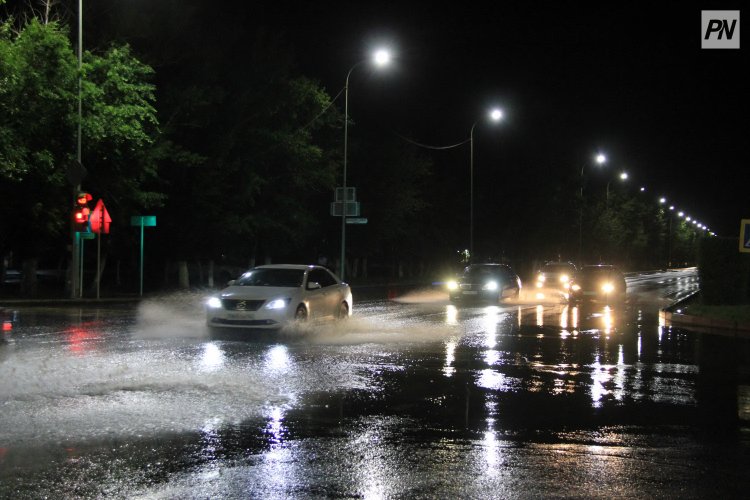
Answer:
339, 48, 391, 281
578, 152, 606, 264
606, 171, 628, 204
469, 108, 503, 261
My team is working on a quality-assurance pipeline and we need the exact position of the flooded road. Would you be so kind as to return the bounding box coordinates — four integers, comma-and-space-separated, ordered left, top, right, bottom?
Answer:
1, 268, 749, 498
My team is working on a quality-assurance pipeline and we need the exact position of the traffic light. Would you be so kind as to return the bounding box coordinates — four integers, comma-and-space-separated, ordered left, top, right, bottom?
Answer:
74, 192, 92, 230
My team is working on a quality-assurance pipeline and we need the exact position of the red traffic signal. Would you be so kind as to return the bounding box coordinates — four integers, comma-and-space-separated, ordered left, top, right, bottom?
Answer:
74, 192, 92, 229
76, 192, 92, 206
74, 207, 90, 223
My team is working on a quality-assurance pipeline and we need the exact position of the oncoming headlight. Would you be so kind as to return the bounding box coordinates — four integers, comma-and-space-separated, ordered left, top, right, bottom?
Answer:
571, 284, 581, 292
207, 297, 222, 309
483, 281, 499, 291
447, 280, 458, 291
537, 274, 546, 283
601, 282, 614, 293
559, 274, 569, 283
265, 298, 290, 310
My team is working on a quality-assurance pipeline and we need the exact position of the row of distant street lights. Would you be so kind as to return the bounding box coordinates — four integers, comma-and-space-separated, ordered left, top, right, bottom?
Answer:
339, 48, 714, 279
579, 150, 714, 265
339, 48, 503, 280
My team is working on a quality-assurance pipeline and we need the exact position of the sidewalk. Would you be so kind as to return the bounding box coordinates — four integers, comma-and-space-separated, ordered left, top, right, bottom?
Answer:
660, 291, 750, 339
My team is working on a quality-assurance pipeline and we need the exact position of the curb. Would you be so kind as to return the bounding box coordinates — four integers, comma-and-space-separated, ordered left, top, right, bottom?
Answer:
659, 291, 750, 338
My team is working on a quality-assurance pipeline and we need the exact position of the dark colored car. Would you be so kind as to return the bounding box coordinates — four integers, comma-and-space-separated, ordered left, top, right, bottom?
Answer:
534, 261, 577, 296
447, 264, 522, 303
568, 265, 626, 303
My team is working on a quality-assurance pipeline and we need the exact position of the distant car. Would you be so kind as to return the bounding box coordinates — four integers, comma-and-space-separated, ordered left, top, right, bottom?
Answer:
447, 263, 522, 303
534, 261, 577, 297
206, 264, 352, 330
568, 265, 626, 303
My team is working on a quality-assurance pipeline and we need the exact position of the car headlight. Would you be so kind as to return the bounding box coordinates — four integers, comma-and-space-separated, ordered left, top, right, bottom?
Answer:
601, 282, 614, 293
537, 274, 546, 283
265, 298, 291, 310
483, 281, 498, 291
571, 284, 581, 292
559, 274, 569, 283
447, 280, 458, 291
207, 297, 222, 309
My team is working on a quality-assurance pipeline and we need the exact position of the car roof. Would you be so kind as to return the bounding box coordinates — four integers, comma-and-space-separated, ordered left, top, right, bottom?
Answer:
468, 263, 511, 268
252, 264, 317, 271
580, 264, 620, 271
541, 262, 576, 269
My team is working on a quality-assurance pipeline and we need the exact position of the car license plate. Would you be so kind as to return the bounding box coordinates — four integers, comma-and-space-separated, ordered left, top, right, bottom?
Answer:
227, 311, 254, 319
463, 291, 478, 295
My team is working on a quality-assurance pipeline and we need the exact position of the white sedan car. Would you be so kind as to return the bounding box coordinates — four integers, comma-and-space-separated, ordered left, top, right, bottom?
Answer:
206, 264, 352, 330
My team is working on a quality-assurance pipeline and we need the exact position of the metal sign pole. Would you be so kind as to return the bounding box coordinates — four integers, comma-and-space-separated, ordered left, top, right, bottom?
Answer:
79, 236, 84, 298
139, 220, 144, 297
96, 229, 101, 299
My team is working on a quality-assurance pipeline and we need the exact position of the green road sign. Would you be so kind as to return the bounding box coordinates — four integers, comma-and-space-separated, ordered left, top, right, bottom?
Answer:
130, 215, 157, 226
346, 218, 368, 224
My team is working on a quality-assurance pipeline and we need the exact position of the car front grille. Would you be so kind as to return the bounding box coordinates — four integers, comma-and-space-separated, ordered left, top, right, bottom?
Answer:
221, 299, 265, 311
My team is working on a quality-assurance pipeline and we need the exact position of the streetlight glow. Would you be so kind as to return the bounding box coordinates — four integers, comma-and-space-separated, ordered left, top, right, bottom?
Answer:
596, 153, 606, 164
659, 197, 666, 204
469, 108, 505, 260
373, 49, 391, 67
619, 172, 628, 180
339, 49, 392, 280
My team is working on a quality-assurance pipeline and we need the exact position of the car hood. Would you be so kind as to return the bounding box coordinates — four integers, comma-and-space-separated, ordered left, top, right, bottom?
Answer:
218, 286, 300, 299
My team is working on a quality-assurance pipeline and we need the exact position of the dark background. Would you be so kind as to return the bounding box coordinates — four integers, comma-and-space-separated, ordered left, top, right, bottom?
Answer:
76, 0, 745, 236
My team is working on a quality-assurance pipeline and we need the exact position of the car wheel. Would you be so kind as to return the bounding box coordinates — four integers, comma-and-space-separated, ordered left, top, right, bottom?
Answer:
337, 301, 349, 320
294, 305, 308, 322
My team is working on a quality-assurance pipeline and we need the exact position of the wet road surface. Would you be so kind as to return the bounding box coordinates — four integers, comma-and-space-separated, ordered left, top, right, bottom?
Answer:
1, 268, 749, 498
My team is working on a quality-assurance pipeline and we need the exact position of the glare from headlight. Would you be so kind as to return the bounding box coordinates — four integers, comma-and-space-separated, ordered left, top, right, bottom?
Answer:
207, 297, 222, 309
483, 281, 498, 291
571, 284, 581, 292
601, 283, 614, 293
265, 298, 290, 310
537, 274, 546, 283
559, 274, 569, 283
447, 280, 458, 291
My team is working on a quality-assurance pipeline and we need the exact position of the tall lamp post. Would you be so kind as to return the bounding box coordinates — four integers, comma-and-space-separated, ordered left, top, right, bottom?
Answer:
339, 49, 391, 281
578, 153, 606, 265
469, 108, 503, 262
606, 171, 629, 204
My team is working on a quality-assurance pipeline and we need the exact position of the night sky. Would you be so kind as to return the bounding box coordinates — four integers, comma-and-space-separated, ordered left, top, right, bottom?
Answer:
27, 1, 750, 237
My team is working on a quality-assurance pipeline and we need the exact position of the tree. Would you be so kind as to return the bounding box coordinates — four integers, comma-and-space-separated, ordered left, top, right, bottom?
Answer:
0, 15, 163, 295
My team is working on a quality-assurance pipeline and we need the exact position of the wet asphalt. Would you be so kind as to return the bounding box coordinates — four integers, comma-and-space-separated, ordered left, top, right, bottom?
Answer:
1, 269, 749, 498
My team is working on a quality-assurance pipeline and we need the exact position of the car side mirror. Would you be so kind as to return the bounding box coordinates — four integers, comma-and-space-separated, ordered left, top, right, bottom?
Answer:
307, 281, 322, 290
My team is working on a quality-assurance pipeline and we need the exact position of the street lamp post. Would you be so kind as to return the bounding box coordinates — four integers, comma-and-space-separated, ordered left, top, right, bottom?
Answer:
606, 171, 628, 205
339, 49, 390, 281
578, 153, 606, 265
469, 108, 503, 262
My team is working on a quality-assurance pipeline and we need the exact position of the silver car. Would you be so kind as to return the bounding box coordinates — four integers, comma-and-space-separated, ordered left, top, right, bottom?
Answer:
206, 264, 352, 330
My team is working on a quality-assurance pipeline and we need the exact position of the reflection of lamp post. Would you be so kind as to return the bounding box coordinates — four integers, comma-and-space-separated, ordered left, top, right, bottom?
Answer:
339, 49, 390, 281
469, 108, 503, 261
578, 153, 606, 265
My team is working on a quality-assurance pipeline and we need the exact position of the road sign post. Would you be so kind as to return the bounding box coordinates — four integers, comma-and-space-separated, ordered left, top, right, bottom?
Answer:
740, 219, 750, 253
130, 215, 157, 296
90, 200, 112, 299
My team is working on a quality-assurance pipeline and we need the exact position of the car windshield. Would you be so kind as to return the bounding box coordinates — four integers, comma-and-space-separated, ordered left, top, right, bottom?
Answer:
582, 267, 617, 277
464, 266, 502, 279
542, 264, 574, 274
235, 269, 305, 287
